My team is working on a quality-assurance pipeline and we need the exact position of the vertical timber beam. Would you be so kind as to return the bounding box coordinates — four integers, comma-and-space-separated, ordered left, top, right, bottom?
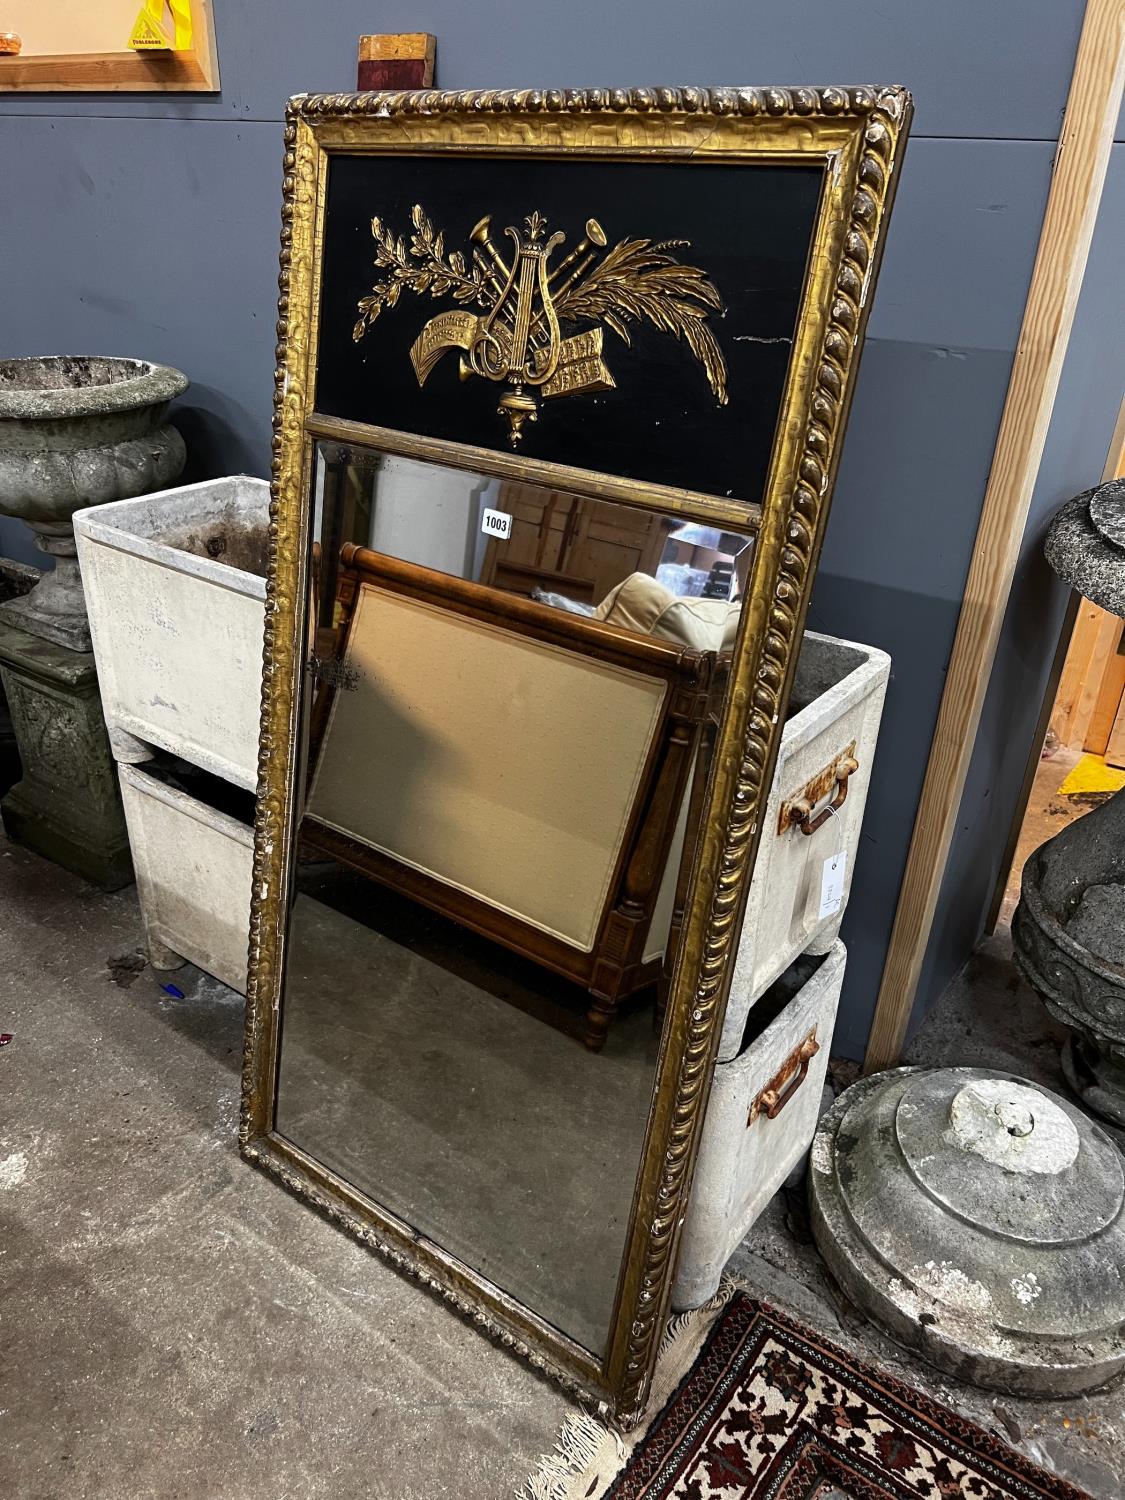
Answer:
864, 0, 1125, 1073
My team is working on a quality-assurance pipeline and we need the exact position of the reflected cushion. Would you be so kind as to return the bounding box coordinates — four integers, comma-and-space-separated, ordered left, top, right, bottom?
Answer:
595, 572, 740, 650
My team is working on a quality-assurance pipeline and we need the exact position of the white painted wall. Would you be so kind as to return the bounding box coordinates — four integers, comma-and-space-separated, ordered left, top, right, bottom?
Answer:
368, 455, 491, 581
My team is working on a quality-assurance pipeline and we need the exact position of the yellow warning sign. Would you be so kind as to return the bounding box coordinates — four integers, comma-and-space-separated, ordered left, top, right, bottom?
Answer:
1057, 753, 1125, 799
129, 12, 170, 49
129, 0, 193, 52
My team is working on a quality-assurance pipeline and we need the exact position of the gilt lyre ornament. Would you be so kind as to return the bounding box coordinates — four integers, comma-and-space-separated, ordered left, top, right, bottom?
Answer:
352, 205, 729, 446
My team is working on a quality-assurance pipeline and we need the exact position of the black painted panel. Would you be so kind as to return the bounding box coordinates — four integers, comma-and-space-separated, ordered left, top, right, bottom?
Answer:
314, 153, 823, 503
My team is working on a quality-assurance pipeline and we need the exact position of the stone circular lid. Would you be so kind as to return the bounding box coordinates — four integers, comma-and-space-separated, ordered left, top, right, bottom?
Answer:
896, 1073, 1123, 1245
1090, 482, 1125, 551
0, 356, 188, 422
1044, 478, 1125, 617
809, 1067, 1125, 1397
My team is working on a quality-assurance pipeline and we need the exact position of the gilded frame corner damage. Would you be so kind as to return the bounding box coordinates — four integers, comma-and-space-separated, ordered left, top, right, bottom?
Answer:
241, 83, 911, 1424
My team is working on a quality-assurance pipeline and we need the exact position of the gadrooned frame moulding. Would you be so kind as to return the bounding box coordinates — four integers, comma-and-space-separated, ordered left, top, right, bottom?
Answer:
240, 83, 911, 1426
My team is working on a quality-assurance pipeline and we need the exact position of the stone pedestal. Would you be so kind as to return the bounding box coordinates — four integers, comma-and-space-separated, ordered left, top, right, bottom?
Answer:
0, 558, 39, 795
0, 619, 131, 890
1061, 1032, 1125, 1131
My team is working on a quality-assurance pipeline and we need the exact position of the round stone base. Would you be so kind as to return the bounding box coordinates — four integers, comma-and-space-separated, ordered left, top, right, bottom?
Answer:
809, 1068, 1125, 1398
0, 527, 91, 651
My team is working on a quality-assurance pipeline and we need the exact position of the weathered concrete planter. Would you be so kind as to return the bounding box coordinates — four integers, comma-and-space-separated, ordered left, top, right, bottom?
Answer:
672, 942, 845, 1309
0, 356, 187, 651
719, 635, 888, 1062
74, 476, 268, 790
76, 476, 267, 974
118, 759, 254, 993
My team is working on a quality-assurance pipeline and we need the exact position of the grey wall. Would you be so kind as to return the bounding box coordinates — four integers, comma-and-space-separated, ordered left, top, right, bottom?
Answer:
1, 1, 1114, 1055
917, 148, 1125, 1025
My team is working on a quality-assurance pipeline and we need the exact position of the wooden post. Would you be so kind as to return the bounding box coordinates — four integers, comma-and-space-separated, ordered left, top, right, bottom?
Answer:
864, 0, 1125, 1074
1051, 604, 1122, 749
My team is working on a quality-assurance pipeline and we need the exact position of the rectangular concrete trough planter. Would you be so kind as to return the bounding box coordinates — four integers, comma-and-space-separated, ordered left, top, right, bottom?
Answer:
719, 633, 888, 1063
113, 631, 883, 1007
672, 941, 846, 1310
74, 477, 269, 792
118, 758, 255, 994
75, 477, 886, 1095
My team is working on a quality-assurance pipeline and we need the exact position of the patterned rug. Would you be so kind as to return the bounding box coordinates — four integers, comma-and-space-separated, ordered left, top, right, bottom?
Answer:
521, 1292, 1093, 1500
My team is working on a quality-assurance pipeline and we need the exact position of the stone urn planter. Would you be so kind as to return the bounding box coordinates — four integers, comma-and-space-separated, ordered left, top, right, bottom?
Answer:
1014, 795, 1125, 1124
0, 356, 187, 650
1013, 476, 1125, 1128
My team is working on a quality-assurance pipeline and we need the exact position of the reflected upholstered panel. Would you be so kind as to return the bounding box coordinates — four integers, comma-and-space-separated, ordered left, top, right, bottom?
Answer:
303, 548, 713, 1049
308, 585, 667, 951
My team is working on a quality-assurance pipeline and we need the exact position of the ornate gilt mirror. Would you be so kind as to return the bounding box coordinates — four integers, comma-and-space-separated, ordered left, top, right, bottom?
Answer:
242, 84, 910, 1423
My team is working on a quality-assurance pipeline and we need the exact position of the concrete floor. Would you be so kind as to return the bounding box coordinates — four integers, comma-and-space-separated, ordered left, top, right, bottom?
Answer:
3, 826, 1123, 1498
0, 833, 572, 1500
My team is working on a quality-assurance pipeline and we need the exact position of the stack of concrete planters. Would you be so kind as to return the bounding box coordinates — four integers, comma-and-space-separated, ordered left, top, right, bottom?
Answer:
75, 476, 890, 1287
672, 635, 890, 1309
74, 476, 268, 991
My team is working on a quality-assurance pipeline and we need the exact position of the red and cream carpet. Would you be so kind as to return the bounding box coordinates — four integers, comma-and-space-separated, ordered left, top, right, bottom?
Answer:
522, 1293, 1092, 1500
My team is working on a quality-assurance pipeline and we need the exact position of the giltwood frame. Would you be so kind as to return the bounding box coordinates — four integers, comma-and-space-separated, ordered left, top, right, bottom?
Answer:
241, 84, 910, 1424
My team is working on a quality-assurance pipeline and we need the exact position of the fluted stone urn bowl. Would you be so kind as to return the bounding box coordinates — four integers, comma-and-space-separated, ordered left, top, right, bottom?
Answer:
1014, 796, 1125, 1127
0, 356, 187, 650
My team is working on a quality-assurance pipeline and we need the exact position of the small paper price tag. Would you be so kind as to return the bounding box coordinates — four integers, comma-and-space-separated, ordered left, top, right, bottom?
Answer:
818, 851, 847, 920
481, 507, 512, 540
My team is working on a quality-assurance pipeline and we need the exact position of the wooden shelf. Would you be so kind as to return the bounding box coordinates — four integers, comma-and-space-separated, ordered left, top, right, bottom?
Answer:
0, 1, 218, 92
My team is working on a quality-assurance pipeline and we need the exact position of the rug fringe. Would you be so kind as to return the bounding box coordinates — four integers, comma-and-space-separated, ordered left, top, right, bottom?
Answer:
515, 1279, 739, 1500
659, 1278, 736, 1361
516, 1409, 625, 1500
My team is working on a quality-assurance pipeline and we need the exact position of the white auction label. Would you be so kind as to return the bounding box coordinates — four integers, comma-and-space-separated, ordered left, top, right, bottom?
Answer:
481, 507, 512, 540
818, 851, 847, 920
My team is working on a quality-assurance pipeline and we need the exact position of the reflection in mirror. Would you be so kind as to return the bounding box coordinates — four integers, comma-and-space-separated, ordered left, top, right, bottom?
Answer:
274, 441, 754, 1354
